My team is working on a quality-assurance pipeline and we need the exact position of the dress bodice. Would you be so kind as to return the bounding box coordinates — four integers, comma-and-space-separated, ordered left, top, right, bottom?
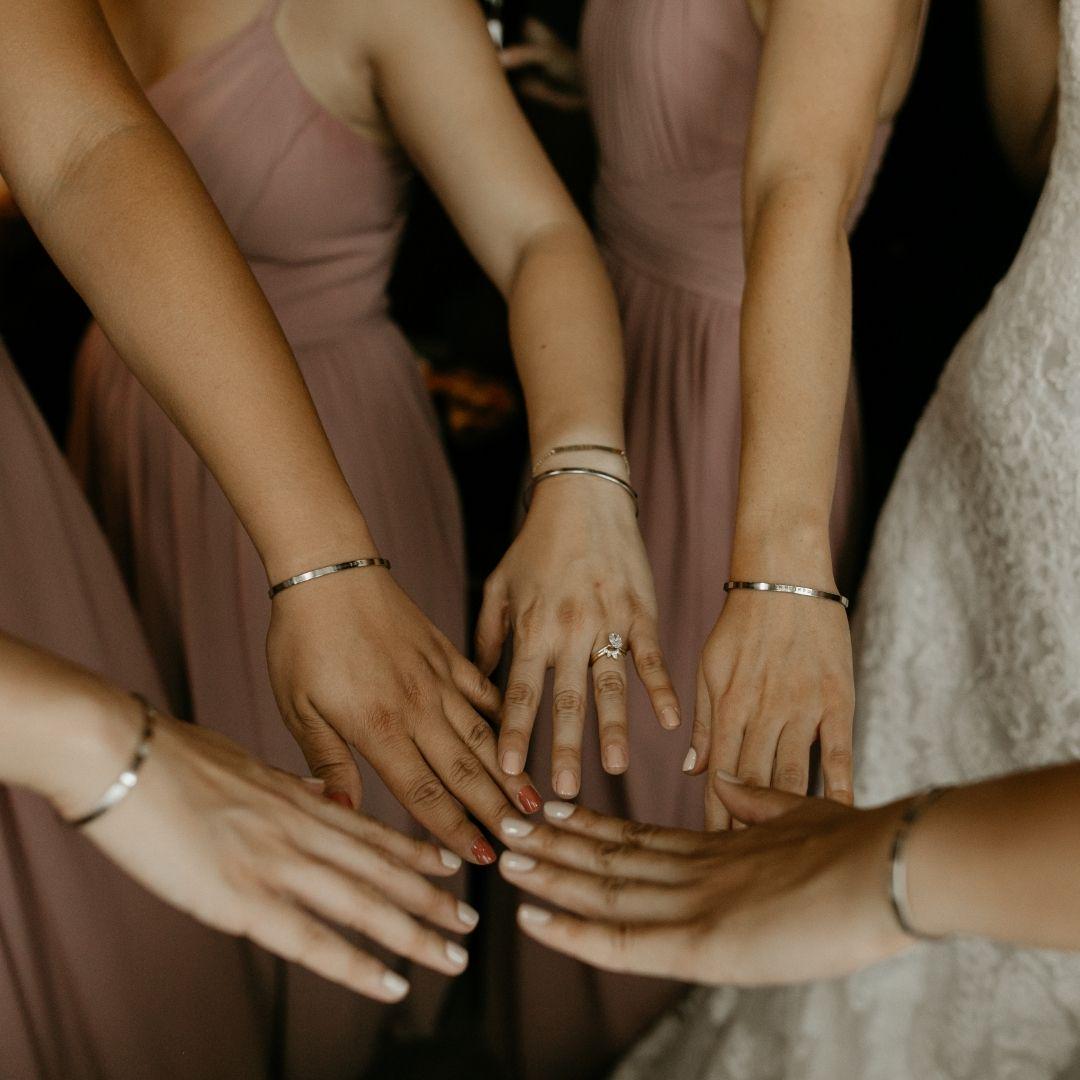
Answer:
147, 0, 410, 346
581, 0, 891, 301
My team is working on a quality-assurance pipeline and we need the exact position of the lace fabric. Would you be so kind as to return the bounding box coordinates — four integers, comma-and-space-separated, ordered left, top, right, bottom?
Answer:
615, 1, 1080, 1076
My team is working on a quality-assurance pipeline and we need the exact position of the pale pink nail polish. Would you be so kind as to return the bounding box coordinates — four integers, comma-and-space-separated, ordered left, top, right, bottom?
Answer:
682, 748, 697, 773
544, 800, 577, 821
517, 904, 552, 927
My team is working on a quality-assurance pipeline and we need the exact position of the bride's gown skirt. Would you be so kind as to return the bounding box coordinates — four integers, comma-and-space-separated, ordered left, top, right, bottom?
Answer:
69, 3, 467, 1075
617, 2, 1080, 1078
488, 2, 890, 1076
0, 347, 272, 1079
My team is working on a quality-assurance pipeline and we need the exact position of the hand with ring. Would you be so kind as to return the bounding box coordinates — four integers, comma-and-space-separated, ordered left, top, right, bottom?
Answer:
475, 466, 680, 799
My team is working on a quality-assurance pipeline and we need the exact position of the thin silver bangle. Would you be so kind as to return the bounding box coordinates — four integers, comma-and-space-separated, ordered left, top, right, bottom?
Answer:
68, 694, 157, 829
723, 580, 850, 610
268, 557, 392, 599
532, 444, 630, 474
523, 468, 639, 515
889, 786, 952, 941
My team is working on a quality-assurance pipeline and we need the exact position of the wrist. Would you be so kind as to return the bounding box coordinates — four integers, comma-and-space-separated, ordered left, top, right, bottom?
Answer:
730, 512, 835, 587
259, 509, 381, 587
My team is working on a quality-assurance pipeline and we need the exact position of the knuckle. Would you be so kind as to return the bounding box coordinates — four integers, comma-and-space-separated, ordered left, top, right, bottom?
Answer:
404, 775, 447, 813
504, 680, 537, 710
595, 841, 630, 869
463, 719, 495, 753
594, 671, 626, 699
400, 675, 426, 711
365, 707, 402, 740
620, 819, 658, 846
553, 687, 585, 717
635, 649, 665, 677
447, 754, 482, 788
601, 875, 629, 907
775, 764, 807, 791
556, 599, 584, 630
518, 602, 547, 638
737, 772, 768, 788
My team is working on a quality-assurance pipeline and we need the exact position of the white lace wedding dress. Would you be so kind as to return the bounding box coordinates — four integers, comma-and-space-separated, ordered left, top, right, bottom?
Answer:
615, 2, 1080, 1077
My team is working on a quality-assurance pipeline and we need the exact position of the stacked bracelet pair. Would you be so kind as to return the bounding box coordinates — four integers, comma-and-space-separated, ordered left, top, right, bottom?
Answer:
525, 444, 638, 515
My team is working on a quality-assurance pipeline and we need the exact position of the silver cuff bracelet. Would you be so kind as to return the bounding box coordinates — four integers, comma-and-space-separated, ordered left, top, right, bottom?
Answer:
889, 786, 952, 941
723, 580, 850, 610
268, 557, 392, 599
523, 467, 639, 515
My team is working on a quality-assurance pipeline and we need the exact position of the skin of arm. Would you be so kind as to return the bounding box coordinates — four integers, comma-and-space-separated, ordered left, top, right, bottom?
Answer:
687, 0, 926, 826
980, 0, 1060, 188
497, 764, 1080, 983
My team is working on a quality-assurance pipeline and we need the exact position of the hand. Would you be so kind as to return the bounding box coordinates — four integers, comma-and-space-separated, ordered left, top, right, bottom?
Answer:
60, 702, 479, 1002
686, 589, 855, 828
267, 568, 542, 866
500, 18, 586, 112
497, 777, 911, 985
476, 476, 679, 799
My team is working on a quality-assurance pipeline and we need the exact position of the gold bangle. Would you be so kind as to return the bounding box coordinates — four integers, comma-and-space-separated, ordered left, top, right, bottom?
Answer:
532, 444, 629, 474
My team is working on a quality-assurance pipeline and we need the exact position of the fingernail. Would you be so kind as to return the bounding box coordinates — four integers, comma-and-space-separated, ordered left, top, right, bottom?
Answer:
682, 748, 697, 773
715, 769, 744, 785
445, 942, 469, 968
555, 770, 578, 798
500, 818, 535, 838
603, 745, 628, 772
471, 837, 497, 865
501, 852, 537, 873
544, 800, 577, 821
518, 785, 543, 814
381, 971, 410, 999
517, 904, 552, 926
302, 777, 326, 789
502, 750, 524, 776
662, 706, 682, 729
439, 848, 462, 871
328, 791, 354, 809
457, 901, 480, 929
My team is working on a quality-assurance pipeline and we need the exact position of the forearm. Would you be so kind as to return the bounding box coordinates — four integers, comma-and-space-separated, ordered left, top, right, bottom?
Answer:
905, 764, 1080, 949
508, 222, 627, 459
731, 181, 853, 585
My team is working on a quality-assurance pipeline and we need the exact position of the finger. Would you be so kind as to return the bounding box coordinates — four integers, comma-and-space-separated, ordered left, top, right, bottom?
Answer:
712, 773, 809, 824
772, 723, 814, 796
734, 714, 783, 791
630, 626, 681, 731
685, 667, 712, 776
474, 577, 510, 676
371, 736, 496, 866
286, 710, 363, 810
417, 719, 520, 841
448, 647, 502, 722
515, 906, 692, 980
279, 862, 469, 977
705, 694, 746, 831
497, 815, 700, 883
243, 900, 412, 1002
498, 640, 547, 776
499, 43, 552, 70
820, 710, 854, 805
592, 649, 629, 775
446, 694, 543, 815
513, 78, 588, 111
499, 852, 696, 922
550, 648, 590, 799
533, 799, 706, 855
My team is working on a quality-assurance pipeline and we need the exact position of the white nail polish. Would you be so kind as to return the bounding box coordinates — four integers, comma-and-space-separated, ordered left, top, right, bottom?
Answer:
439, 848, 463, 871
544, 800, 577, 821
715, 769, 744, 785
518, 904, 552, 926
500, 818, 535, 838
457, 901, 480, 929
501, 852, 537, 872
381, 971, 410, 999
682, 748, 697, 773
301, 777, 326, 789
445, 942, 469, 968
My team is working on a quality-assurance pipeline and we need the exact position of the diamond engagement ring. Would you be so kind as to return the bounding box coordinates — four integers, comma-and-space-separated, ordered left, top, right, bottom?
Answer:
591, 632, 629, 663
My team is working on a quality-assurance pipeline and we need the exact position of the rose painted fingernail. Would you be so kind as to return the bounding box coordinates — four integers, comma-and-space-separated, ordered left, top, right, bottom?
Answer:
518, 785, 543, 814
517, 904, 552, 926
661, 706, 682, 729
471, 837, 497, 865
328, 791, 354, 809
500, 818, 535, 839
715, 769, 744, 785
381, 971, 410, 999
440, 848, 463, 871
457, 901, 480, 929
445, 942, 469, 969
502, 852, 537, 873
502, 750, 524, 776
603, 745, 629, 772
682, 748, 697, 773
555, 770, 578, 798
544, 800, 577, 821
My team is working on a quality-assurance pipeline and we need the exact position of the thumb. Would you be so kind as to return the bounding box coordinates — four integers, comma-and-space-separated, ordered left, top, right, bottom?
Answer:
712, 772, 806, 825
474, 578, 510, 677
290, 712, 364, 811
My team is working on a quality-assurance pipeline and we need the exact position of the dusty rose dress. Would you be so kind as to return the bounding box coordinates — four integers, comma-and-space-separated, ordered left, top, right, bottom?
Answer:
493, 2, 891, 1076
0, 346, 272, 1079
69, 0, 467, 1073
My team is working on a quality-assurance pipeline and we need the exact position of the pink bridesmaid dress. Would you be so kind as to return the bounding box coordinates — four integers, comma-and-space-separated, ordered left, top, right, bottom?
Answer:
0, 345, 269, 1079
495, 2, 892, 1076
69, 0, 467, 1073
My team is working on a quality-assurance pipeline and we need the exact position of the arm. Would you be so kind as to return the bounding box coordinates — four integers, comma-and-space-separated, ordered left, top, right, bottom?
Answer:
687, 0, 925, 826
358, 0, 678, 797
980, 0, 1059, 188
1, 0, 534, 859
0, 632, 477, 1000
498, 765, 1080, 983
